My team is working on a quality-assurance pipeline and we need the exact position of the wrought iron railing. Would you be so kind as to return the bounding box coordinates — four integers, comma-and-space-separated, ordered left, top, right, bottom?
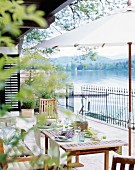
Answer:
81, 85, 135, 130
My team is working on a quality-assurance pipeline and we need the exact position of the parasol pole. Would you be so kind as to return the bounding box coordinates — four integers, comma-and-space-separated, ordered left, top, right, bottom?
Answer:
128, 42, 132, 156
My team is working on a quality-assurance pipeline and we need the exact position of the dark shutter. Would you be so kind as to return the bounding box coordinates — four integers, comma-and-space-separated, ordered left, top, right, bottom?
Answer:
0, 54, 21, 111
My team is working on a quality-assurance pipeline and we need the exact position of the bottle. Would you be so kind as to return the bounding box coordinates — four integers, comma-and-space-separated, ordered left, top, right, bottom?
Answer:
82, 113, 86, 122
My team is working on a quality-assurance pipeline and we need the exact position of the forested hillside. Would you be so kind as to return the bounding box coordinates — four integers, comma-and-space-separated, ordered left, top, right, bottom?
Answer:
50, 55, 135, 71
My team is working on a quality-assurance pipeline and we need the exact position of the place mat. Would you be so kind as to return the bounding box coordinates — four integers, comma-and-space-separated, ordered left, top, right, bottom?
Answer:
55, 136, 72, 142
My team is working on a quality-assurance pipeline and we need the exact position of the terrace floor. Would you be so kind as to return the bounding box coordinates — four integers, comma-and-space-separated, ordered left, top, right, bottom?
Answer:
11, 110, 135, 170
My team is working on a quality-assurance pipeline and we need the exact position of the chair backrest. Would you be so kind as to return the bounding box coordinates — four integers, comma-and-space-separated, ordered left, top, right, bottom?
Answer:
0, 137, 49, 170
39, 98, 58, 119
111, 155, 135, 170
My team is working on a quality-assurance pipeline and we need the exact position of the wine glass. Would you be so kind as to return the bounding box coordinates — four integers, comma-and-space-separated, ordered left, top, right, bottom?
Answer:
63, 118, 69, 130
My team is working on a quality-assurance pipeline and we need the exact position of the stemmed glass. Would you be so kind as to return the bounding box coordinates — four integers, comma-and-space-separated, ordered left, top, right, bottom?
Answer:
58, 119, 62, 125
63, 118, 69, 130
58, 119, 62, 126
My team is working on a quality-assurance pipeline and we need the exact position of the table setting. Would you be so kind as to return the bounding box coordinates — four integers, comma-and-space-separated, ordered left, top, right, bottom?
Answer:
38, 115, 107, 143
51, 118, 106, 143
40, 117, 126, 170
54, 128, 75, 142
37, 120, 63, 130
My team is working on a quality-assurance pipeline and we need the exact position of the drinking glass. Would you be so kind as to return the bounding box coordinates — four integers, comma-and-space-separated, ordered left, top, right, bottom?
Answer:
79, 131, 85, 142
51, 122, 57, 129
74, 126, 81, 142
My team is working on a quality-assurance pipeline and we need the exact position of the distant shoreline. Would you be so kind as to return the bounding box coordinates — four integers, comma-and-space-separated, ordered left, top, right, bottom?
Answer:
76, 69, 103, 72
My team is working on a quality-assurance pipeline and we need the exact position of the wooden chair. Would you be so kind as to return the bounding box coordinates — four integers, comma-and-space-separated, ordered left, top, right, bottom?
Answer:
111, 155, 135, 170
38, 98, 58, 123
0, 128, 50, 170
22, 127, 56, 170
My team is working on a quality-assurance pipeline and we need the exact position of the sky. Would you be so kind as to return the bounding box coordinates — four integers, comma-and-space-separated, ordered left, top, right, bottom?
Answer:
50, 45, 135, 60
98, 46, 135, 59
48, 0, 135, 60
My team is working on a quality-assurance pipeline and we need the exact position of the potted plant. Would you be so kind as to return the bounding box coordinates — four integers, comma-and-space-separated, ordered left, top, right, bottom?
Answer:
21, 98, 36, 118
72, 113, 88, 131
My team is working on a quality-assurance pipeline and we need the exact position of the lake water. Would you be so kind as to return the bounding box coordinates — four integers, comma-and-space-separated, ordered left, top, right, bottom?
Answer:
59, 70, 135, 113
68, 70, 135, 92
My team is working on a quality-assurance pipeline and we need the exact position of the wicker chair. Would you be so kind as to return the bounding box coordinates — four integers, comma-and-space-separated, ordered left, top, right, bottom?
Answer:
111, 155, 135, 170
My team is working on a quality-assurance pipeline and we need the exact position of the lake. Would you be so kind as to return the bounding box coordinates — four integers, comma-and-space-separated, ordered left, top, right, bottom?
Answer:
68, 70, 134, 92
59, 70, 135, 112
58, 70, 135, 129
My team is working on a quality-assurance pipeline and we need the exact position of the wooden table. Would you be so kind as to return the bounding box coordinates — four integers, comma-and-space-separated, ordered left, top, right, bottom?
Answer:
41, 129, 128, 170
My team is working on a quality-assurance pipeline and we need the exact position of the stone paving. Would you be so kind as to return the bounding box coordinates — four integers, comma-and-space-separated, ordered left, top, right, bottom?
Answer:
13, 111, 135, 170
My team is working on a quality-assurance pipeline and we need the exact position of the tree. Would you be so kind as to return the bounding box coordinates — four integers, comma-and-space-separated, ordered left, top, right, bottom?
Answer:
0, 1, 72, 169
22, 0, 129, 71
51, 0, 128, 31
0, 0, 48, 167
0, 0, 47, 108
23, 0, 128, 49
0, 1, 46, 47
20, 52, 69, 102
71, 63, 76, 70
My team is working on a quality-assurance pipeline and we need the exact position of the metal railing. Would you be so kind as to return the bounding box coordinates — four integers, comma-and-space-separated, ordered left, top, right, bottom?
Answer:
81, 85, 135, 130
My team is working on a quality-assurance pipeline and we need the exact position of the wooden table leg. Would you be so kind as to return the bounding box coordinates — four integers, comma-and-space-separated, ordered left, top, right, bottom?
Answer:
67, 155, 83, 169
45, 134, 48, 154
75, 155, 79, 163
104, 151, 109, 170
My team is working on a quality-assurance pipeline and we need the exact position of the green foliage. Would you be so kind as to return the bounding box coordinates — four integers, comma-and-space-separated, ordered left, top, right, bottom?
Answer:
0, 0, 46, 46
0, 0, 48, 167
0, 0, 128, 168
0, 55, 19, 90
25, 29, 47, 44
0, 104, 11, 116
74, 59, 130, 71
54, 0, 127, 31
0, 0, 47, 110
22, 98, 36, 109
84, 128, 93, 136
58, 106, 72, 117
37, 114, 48, 126
20, 52, 69, 105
